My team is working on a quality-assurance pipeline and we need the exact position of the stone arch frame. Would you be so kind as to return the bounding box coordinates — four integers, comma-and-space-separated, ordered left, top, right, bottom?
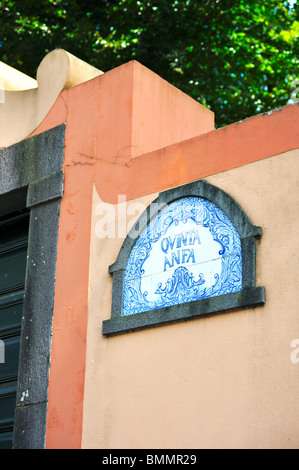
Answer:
102, 179, 265, 336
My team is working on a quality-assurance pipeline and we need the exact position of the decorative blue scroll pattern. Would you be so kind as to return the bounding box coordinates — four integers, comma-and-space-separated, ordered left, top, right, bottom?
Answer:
123, 197, 242, 316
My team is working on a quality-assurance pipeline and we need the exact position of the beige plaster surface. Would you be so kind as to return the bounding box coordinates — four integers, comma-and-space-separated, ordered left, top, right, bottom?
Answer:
0, 61, 37, 91
82, 149, 299, 449
0, 49, 102, 147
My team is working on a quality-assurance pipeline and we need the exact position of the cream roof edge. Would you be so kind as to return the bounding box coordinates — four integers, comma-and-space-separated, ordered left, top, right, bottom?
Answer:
0, 49, 103, 148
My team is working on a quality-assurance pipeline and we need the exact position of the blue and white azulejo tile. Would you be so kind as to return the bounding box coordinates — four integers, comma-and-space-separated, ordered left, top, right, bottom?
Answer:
123, 197, 242, 316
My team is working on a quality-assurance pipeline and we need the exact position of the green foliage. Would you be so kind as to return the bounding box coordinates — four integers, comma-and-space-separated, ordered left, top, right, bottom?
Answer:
0, 0, 298, 127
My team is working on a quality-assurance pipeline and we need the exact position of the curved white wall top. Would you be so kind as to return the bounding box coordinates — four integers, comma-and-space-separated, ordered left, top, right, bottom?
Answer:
0, 49, 103, 148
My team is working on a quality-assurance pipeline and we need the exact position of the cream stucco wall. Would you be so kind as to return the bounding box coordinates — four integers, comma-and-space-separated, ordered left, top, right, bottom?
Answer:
82, 149, 299, 449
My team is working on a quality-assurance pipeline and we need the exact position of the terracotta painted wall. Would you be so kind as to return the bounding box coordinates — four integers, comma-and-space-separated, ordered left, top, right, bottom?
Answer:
41, 61, 215, 449
2, 54, 299, 449
22, 59, 298, 448
82, 148, 299, 449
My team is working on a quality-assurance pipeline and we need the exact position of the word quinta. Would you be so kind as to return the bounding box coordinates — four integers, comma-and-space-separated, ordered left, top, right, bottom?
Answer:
161, 230, 201, 272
